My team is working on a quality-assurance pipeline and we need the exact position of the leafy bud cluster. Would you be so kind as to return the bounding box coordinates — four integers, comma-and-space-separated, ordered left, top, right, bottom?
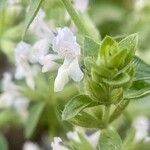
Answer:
84, 35, 137, 105
62, 34, 140, 129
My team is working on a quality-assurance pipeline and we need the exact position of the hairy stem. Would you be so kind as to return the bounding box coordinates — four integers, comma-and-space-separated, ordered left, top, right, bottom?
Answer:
60, 0, 91, 37
103, 105, 110, 128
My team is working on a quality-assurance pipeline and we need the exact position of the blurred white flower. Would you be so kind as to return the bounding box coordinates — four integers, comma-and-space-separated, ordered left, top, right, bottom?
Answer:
87, 131, 100, 149
8, 0, 20, 5
29, 9, 54, 41
133, 116, 149, 141
134, 0, 150, 11
74, 0, 89, 12
31, 38, 50, 64
23, 142, 41, 150
40, 27, 83, 92
51, 137, 69, 150
67, 131, 80, 142
2, 72, 18, 91
15, 41, 36, 89
51, 130, 100, 150
67, 130, 100, 149
0, 73, 29, 120
134, 0, 145, 11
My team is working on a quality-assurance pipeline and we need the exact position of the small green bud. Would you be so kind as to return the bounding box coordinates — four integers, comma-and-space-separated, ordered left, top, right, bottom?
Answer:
84, 78, 107, 103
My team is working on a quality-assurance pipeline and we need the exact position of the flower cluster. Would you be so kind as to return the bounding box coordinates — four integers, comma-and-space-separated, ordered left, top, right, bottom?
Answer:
40, 27, 83, 92
51, 130, 100, 150
0, 72, 29, 119
29, 9, 54, 41
133, 116, 150, 141
15, 31, 83, 92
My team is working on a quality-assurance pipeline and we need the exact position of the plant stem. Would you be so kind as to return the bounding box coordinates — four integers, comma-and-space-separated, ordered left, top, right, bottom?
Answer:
103, 105, 110, 128
60, 0, 91, 36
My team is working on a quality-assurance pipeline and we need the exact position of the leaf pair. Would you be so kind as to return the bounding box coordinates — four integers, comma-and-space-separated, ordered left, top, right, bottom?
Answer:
62, 95, 104, 128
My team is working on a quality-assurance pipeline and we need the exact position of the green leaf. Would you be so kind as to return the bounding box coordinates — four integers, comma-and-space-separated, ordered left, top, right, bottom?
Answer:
92, 64, 115, 78
85, 57, 114, 78
102, 73, 131, 88
109, 100, 129, 123
71, 111, 100, 128
110, 88, 123, 104
134, 56, 150, 81
84, 37, 100, 57
118, 33, 138, 53
71, 106, 104, 128
78, 133, 95, 150
125, 88, 150, 100
125, 57, 150, 100
99, 36, 117, 59
98, 128, 122, 150
62, 95, 98, 121
25, 101, 45, 138
118, 34, 138, 66
85, 78, 106, 102
84, 57, 95, 70
0, 134, 8, 150
23, 0, 44, 38
108, 49, 128, 68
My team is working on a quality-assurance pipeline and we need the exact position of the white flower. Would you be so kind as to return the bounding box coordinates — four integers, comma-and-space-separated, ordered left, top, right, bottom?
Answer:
67, 131, 80, 142
41, 27, 83, 92
134, 0, 145, 11
74, 0, 89, 12
87, 131, 100, 149
29, 9, 54, 41
67, 130, 100, 149
8, 0, 20, 5
15, 41, 35, 89
0, 73, 29, 120
2, 72, 18, 92
40, 54, 60, 72
31, 38, 50, 64
23, 142, 41, 150
51, 137, 69, 150
133, 116, 149, 141
51, 130, 99, 150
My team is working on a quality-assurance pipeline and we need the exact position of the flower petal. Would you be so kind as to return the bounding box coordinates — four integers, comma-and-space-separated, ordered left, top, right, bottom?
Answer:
41, 54, 60, 72
15, 41, 31, 63
54, 64, 69, 92
15, 65, 25, 79
31, 38, 50, 63
42, 61, 59, 73
51, 137, 69, 150
69, 58, 83, 82
52, 27, 81, 58
26, 74, 35, 90
74, 0, 89, 12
